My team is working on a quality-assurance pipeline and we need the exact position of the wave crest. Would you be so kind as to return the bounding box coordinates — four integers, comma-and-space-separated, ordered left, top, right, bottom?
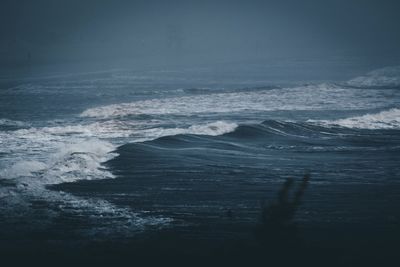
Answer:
309, 108, 400, 129
347, 66, 400, 88
138, 121, 238, 141
80, 83, 395, 119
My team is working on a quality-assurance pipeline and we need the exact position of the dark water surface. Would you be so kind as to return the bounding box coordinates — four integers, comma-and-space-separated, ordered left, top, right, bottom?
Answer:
1, 63, 400, 265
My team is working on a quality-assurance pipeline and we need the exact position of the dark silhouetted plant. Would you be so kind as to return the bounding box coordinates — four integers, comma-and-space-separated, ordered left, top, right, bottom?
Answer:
255, 174, 310, 249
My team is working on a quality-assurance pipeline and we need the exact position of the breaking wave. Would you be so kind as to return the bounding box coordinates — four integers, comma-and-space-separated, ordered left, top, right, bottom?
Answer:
80, 83, 396, 119
347, 65, 400, 88
0, 130, 173, 238
137, 121, 238, 141
1, 119, 236, 183
0, 117, 237, 238
309, 108, 400, 129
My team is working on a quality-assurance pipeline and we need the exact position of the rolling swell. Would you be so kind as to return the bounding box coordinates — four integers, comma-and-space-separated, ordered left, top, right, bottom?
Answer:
106, 118, 400, 182
132, 119, 358, 149
113, 118, 400, 156
43, 66, 400, 243
226, 120, 350, 140
55, 116, 400, 238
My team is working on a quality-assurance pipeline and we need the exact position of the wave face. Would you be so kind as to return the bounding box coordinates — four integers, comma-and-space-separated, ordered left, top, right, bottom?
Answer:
98, 118, 400, 235
1, 65, 400, 240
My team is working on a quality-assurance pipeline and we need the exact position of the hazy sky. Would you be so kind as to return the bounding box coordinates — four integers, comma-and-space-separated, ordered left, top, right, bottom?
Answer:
1, 0, 399, 69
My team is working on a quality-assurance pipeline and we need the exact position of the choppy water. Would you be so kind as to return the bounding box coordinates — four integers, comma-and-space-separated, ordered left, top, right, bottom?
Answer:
1, 64, 400, 240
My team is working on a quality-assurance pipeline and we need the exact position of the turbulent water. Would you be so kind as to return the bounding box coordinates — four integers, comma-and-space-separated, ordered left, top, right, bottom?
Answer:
1, 64, 400, 240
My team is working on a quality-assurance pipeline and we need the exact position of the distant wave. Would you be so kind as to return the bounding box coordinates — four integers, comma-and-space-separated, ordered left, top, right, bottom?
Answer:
80, 83, 396, 119
0, 118, 28, 128
309, 108, 400, 129
347, 66, 400, 88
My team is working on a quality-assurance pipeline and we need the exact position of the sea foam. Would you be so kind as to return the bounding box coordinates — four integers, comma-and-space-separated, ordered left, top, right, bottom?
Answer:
137, 121, 238, 141
309, 108, 400, 129
80, 84, 397, 119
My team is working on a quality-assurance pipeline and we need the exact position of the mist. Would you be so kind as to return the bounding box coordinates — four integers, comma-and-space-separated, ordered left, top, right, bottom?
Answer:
1, 0, 400, 73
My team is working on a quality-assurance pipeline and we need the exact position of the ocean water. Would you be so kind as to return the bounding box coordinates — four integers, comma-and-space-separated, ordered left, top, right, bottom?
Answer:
1, 63, 400, 242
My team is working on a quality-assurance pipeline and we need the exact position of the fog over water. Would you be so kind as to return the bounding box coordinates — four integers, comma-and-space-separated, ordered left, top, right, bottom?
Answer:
1, 0, 400, 74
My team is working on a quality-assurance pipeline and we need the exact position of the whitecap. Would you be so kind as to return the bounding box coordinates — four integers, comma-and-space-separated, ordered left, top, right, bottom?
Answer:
308, 108, 400, 129
137, 121, 238, 141
80, 83, 398, 119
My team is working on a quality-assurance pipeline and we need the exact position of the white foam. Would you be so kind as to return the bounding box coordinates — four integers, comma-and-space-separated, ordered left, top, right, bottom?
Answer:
138, 121, 238, 141
309, 108, 400, 129
0, 120, 119, 187
0, 179, 171, 239
81, 83, 398, 119
0, 129, 171, 238
0, 118, 238, 189
187, 121, 238, 135
0, 161, 47, 178
7, 120, 133, 146
45, 139, 117, 183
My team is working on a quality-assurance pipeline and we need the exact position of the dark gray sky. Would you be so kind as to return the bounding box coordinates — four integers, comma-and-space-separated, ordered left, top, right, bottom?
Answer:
1, 0, 399, 69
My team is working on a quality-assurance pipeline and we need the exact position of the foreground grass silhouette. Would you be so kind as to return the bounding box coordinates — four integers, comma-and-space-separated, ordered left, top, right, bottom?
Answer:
256, 174, 310, 249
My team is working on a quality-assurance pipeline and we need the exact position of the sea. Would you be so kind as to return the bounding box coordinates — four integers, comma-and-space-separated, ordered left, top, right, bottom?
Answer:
1, 61, 400, 259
